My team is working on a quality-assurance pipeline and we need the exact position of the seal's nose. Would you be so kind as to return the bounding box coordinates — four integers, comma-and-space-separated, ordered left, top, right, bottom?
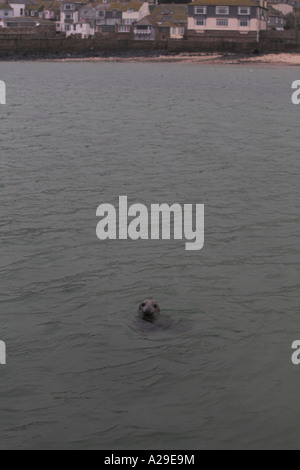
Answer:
144, 305, 152, 314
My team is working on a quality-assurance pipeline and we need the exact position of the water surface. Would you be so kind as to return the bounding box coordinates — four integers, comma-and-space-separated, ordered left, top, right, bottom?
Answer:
0, 62, 299, 449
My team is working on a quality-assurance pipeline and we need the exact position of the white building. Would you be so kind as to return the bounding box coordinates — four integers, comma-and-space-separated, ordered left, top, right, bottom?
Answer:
122, 2, 150, 25
57, 1, 83, 33
66, 18, 95, 37
188, 0, 268, 34
10, 0, 33, 17
108, 2, 151, 34
0, 0, 14, 18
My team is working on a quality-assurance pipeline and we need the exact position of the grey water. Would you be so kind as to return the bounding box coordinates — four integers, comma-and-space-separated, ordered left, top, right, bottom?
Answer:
0, 61, 300, 450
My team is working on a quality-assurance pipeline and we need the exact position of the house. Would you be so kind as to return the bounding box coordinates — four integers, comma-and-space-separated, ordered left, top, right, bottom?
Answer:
80, 2, 97, 27
39, 2, 61, 20
25, 3, 40, 16
95, 2, 124, 32
133, 4, 188, 40
267, 4, 286, 26
152, 4, 188, 39
79, 1, 111, 26
0, 0, 14, 19
66, 1, 124, 37
10, 0, 35, 17
57, 1, 84, 33
105, 3, 121, 26
108, 2, 150, 34
25, 2, 60, 20
118, 1, 150, 33
95, 2, 110, 28
95, 2, 113, 31
77, 2, 114, 34
133, 14, 156, 39
187, 0, 268, 35
75, 1, 150, 36
66, 17, 95, 36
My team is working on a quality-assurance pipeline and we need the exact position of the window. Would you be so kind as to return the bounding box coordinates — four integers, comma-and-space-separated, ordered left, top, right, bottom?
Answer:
98, 10, 104, 17
119, 25, 130, 32
195, 6, 207, 14
66, 14, 72, 19
178, 27, 184, 35
216, 6, 229, 15
65, 24, 71, 31
112, 10, 118, 18
65, 5, 71, 9
20, 8, 24, 15
127, 8, 134, 14
196, 18, 206, 26
172, 27, 177, 35
216, 18, 228, 26
239, 18, 249, 26
238, 7, 250, 15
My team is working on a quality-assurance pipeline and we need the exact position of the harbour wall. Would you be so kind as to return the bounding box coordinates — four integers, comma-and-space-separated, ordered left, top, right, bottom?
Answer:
0, 30, 299, 58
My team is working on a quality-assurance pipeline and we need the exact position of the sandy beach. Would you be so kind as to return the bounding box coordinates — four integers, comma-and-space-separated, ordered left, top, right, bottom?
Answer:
52, 52, 300, 66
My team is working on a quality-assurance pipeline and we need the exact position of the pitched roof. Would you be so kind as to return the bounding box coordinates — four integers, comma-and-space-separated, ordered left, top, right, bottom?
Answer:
268, 5, 284, 15
39, 1, 59, 8
95, 3, 112, 10
25, 3, 39, 9
0, 0, 13, 9
108, 1, 144, 12
135, 14, 156, 26
152, 4, 188, 24
190, 0, 262, 6
25, 1, 61, 10
9, 0, 37, 4
60, 1, 86, 5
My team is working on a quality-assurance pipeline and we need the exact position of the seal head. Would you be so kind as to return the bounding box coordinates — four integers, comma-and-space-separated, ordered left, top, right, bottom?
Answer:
138, 299, 160, 316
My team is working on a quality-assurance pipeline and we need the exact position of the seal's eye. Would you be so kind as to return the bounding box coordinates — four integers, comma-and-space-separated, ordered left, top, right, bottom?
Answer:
141, 303, 146, 307
153, 304, 157, 309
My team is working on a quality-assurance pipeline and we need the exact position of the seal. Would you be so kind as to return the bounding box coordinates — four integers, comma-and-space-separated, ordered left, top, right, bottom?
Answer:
138, 299, 160, 316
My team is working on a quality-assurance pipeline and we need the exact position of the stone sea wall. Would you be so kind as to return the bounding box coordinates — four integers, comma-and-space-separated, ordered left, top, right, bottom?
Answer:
0, 30, 299, 59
